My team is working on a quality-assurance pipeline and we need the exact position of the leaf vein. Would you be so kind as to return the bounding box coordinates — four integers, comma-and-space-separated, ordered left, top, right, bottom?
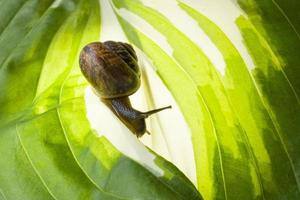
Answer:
271, 0, 300, 41
0, 0, 57, 68
0, 188, 7, 200
15, 124, 57, 200
247, 65, 300, 192
0, 0, 28, 36
113, 9, 228, 198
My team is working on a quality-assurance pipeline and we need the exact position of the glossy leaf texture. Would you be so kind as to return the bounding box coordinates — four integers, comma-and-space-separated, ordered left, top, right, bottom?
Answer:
0, 0, 299, 200
111, 0, 300, 199
0, 0, 201, 199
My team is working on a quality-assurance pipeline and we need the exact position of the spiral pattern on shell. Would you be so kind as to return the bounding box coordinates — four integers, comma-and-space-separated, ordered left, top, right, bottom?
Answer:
79, 41, 140, 99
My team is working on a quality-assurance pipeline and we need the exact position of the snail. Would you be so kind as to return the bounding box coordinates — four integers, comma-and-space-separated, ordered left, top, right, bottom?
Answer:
79, 41, 171, 137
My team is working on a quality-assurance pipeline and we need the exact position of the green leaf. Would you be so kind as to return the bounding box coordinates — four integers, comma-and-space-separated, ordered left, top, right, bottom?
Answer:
111, 0, 300, 199
1, 0, 299, 199
0, 0, 201, 199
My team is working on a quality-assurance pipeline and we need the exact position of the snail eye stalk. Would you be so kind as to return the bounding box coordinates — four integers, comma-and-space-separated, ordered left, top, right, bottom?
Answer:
79, 41, 171, 137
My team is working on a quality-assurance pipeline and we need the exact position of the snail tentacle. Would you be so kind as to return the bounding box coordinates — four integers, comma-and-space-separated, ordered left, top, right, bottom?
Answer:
79, 41, 171, 137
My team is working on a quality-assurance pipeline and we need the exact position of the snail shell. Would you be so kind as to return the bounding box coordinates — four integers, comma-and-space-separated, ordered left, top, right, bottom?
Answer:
79, 41, 171, 137
79, 41, 140, 99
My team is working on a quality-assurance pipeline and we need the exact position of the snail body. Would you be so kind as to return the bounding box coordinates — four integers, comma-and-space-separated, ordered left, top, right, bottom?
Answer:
79, 41, 171, 137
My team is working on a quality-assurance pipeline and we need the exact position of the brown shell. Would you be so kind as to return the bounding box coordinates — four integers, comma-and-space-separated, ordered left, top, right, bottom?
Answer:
79, 41, 140, 99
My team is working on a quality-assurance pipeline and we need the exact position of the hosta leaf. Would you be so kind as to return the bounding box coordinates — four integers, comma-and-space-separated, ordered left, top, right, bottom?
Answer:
179, 2, 300, 198
1, 0, 299, 199
0, 0, 201, 199
112, 0, 300, 199
236, 0, 300, 185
